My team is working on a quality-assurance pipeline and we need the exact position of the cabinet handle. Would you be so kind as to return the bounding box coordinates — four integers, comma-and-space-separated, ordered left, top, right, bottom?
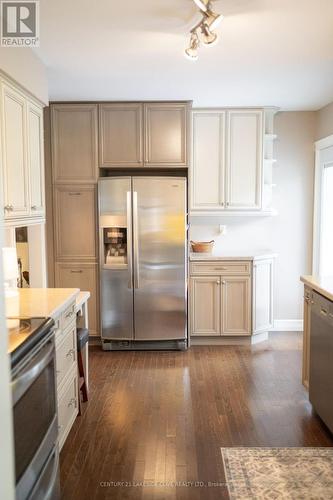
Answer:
70, 270, 83, 274
321, 307, 328, 316
68, 192, 81, 196
222, 280, 226, 285
65, 310, 74, 319
31, 205, 37, 210
67, 398, 77, 408
66, 348, 75, 358
216, 281, 220, 285
4, 204, 13, 211
226, 202, 230, 207
221, 202, 224, 207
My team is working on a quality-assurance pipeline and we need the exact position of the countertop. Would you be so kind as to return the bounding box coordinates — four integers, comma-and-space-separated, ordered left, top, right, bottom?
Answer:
301, 275, 333, 302
6, 288, 80, 320
190, 252, 277, 262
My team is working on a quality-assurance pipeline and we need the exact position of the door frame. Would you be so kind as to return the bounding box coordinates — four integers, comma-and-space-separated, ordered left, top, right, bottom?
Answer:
313, 134, 333, 275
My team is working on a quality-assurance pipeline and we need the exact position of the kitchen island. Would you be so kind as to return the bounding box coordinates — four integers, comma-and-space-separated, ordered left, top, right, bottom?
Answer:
6, 288, 90, 450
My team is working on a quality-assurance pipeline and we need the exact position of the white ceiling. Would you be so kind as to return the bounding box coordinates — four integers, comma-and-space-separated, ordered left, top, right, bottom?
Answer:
37, 0, 333, 110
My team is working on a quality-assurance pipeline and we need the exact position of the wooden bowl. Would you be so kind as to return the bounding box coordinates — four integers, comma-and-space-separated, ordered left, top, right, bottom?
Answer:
190, 240, 215, 253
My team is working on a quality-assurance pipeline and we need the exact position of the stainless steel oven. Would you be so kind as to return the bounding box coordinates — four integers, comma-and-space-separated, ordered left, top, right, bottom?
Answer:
10, 318, 60, 500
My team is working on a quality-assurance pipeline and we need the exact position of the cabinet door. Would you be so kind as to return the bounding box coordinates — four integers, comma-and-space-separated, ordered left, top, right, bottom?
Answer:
253, 259, 273, 333
144, 103, 188, 166
27, 101, 45, 217
190, 276, 220, 336
302, 287, 312, 389
55, 262, 99, 337
1, 83, 29, 218
191, 112, 225, 210
51, 104, 98, 183
99, 103, 143, 167
221, 276, 251, 336
54, 185, 96, 260
226, 110, 263, 210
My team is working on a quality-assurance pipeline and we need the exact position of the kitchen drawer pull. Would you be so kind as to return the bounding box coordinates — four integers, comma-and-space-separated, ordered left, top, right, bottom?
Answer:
70, 270, 83, 274
65, 310, 74, 319
66, 348, 75, 358
31, 205, 37, 210
321, 307, 328, 316
222, 280, 226, 285
4, 204, 13, 211
68, 192, 82, 196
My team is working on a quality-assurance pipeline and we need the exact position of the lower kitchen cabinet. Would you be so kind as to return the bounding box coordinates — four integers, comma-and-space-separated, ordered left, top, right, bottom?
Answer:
57, 364, 79, 451
302, 286, 312, 389
190, 276, 221, 336
55, 262, 99, 337
222, 276, 251, 335
190, 257, 274, 338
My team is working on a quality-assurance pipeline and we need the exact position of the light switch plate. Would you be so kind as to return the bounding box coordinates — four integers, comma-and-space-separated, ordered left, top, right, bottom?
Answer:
219, 225, 227, 235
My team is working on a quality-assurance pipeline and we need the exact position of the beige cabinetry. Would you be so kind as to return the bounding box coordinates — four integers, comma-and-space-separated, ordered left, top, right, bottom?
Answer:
190, 277, 221, 336
302, 286, 312, 389
222, 276, 251, 335
144, 103, 188, 166
190, 261, 251, 337
98, 102, 190, 168
54, 185, 97, 261
191, 108, 267, 215
0, 79, 45, 221
51, 104, 98, 183
190, 257, 274, 339
99, 103, 143, 167
27, 101, 45, 216
55, 263, 99, 337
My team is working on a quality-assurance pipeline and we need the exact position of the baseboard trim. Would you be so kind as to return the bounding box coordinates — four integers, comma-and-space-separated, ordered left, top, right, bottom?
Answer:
190, 334, 269, 346
271, 320, 303, 332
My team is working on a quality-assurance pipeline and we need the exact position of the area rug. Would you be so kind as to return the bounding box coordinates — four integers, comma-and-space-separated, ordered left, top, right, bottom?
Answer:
221, 447, 333, 499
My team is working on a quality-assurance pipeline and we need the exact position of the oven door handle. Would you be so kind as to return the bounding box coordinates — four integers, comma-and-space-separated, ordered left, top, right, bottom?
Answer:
11, 341, 54, 405
43, 449, 60, 500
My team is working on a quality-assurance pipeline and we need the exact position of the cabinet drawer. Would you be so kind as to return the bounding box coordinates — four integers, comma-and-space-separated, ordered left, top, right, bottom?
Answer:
190, 261, 251, 276
56, 324, 77, 388
57, 367, 78, 450
61, 301, 76, 331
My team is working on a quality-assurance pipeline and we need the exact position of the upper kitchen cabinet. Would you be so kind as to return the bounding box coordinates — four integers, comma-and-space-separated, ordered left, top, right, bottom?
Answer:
51, 104, 98, 183
27, 101, 45, 217
1, 83, 29, 219
0, 80, 45, 221
190, 108, 275, 216
99, 103, 143, 167
226, 110, 263, 210
144, 103, 189, 167
191, 111, 225, 210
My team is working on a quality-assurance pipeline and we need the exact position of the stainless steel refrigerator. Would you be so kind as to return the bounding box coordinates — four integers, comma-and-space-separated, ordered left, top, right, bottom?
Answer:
98, 176, 187, 350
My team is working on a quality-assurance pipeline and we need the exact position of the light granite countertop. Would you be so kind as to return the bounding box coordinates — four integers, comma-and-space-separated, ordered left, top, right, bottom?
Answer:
190, 252, 277, 262
6, 288, 80, 320
301, 275, 333, 302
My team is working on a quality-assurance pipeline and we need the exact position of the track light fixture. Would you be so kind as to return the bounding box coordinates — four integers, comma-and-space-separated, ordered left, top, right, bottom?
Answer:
185, 0, 223, 59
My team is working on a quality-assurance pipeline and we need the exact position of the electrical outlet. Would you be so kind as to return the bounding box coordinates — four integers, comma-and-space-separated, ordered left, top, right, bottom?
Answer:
219, 225, 227, 235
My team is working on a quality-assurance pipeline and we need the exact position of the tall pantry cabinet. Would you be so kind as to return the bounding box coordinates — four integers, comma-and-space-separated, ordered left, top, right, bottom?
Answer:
46, 104, 99, 337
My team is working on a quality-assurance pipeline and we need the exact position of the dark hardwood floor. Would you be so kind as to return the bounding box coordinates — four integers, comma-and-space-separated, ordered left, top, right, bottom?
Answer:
60, 333, 333, 500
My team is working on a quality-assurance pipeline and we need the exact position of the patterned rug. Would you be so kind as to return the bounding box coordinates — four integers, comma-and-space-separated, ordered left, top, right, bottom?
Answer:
221, 447, 333, 499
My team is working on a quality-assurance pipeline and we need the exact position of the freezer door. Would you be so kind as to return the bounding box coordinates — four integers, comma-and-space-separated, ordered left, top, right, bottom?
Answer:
98, 177, 134, 340
132, 177, 187, 341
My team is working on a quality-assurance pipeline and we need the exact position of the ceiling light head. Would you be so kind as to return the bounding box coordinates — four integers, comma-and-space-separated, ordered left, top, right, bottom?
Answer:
185, 32, 200, 60
200, 22, 218, 45
192, 0, 210, 12
204, 9, 224, 31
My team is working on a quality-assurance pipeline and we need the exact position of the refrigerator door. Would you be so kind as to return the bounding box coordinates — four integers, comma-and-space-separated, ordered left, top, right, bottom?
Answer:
98, 177, 134, 340
132, 177, 187, 341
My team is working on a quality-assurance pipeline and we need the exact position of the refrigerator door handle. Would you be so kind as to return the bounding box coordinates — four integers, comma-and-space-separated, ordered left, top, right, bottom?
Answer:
133, 191, 140, 289
127, 191, 133, 289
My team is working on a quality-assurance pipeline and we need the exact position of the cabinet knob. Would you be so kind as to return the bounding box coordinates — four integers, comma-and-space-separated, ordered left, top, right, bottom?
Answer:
4, 204, 13, 211
222, 280, 226, 285
31, 205, 37, 210
226, 202, 230, 207
216, 281, 220, 285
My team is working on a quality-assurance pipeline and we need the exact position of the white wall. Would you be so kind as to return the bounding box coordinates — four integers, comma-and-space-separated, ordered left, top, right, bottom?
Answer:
0, 47, 48, 104
190, 111, 316, 321
316, 102, 333, 140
